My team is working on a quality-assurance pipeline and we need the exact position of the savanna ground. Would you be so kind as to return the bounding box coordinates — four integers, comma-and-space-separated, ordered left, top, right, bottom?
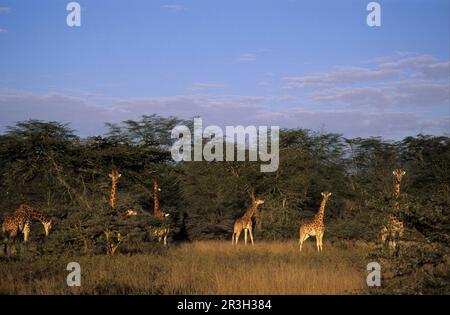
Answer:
0, 241, 368, 295
2, 239, 447, 295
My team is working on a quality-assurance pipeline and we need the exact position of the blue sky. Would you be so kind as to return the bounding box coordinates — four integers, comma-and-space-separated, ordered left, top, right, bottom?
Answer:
0, 0, 449, 138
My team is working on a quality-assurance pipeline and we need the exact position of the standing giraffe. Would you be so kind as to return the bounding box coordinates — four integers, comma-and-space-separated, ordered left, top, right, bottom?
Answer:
2, 213, 23, 257
299, 192, 332, 252
109, 169, 121, 209
2, 204, 52, 257
380, 169, 405, 253
108, 169, 138, 218
152, 179, 170, 246
232, 191, 265, 246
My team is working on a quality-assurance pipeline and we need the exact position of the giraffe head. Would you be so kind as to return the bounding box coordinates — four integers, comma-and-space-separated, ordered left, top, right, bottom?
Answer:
393, 169, 406, 181
154, 180, 161, 191
123, 209, 138, 217
321, 191, 332, 200
109, 169, 122, 181
43, 219, 52, 236
254, 198, 265, 206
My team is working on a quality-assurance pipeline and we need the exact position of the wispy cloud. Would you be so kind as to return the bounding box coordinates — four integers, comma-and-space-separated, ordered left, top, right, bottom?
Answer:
283, 53, 450, 110
239, 53, 257, 62
0, 90, 117, 136
283, 67, 400, 89
308, 80, 449, 108
162, 4, 185, 11
0, 28, 8, 33
0, 6, 10, 13
1, 89, 447, 139
189, 82, 226, 91
378, 54, 437, 70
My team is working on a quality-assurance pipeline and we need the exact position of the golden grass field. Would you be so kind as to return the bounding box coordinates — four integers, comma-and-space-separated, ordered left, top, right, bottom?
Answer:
0, 240, 376, 295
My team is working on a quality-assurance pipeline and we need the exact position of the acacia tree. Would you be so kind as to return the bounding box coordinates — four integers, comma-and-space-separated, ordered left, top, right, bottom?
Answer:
0, 117, 448, 251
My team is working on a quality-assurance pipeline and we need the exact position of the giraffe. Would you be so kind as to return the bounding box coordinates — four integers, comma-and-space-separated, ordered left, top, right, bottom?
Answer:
104, 227, 124, 255
152, 179, 170, 246
120, 208, 138, 218
2, 213, 23, 257
232, 191, 265, 246
108, 169, 138, 218
2, 204, 52, 257
380, 169, 405, 253
299, 192, 332, 252
109, 169, 121, 209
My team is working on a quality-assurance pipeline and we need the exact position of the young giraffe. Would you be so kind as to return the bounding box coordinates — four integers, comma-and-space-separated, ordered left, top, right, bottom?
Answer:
108, 169, 138, 218
109, 169, 121, 209
152, 179, 170, 246
380, 169, 405, 253
299, 192, 332, 252
232, 191, 265, 246
2, 204, 52, 257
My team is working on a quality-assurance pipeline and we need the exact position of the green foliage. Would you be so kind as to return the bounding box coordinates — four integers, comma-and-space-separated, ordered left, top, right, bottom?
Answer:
0, 117, 449, 256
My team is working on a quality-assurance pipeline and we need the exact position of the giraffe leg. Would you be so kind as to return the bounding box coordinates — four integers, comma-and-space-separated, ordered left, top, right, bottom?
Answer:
389, 229, 396, 253
232, 232, 235, 245
388, 239, 395, 252
380, 226, 388, 252
298, 230, 303, 251
6, 239, 12, 258
299, 233, 309, 252
317, 234, 321, 252
3, 234, 10, 258
163, 233, 168, 246
248, 226, 254, 246
14, 237, 20, 255
244, 229, 248, 246
3, 231, 8, 256
235, 230, 241, 245
396, 229, 402, 255
318, 233, 324, 252
23, 223, 30, 254
392, 233, 399, 256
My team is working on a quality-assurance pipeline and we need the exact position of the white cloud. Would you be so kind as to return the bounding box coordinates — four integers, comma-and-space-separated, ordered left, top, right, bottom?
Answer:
308, 81, 449, 109
378, 54, 437, 70
189, 82, 226, 91
0, 90, 120, 136
1, 90, 446, 139
239, 53, 256, 62
162, 4, 185, 11
283, 66, 400, 89
0, 28, 8, 33
417, 61, 450, 79
0, 6, 10, 13
283, 53, 449, 110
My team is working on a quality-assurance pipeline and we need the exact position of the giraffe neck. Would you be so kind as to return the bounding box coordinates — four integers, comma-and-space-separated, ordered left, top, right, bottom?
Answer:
154, 183, 161, 216
18, 205, 48, 223
393, 178, 402, 212
394, 180, 401, 199
242, 203, 259, 221
110, 179, 117, 209
315, 198, 328, 222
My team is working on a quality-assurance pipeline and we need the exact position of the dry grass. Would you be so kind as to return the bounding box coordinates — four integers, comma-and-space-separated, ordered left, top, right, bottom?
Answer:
0, 241, 371, 295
